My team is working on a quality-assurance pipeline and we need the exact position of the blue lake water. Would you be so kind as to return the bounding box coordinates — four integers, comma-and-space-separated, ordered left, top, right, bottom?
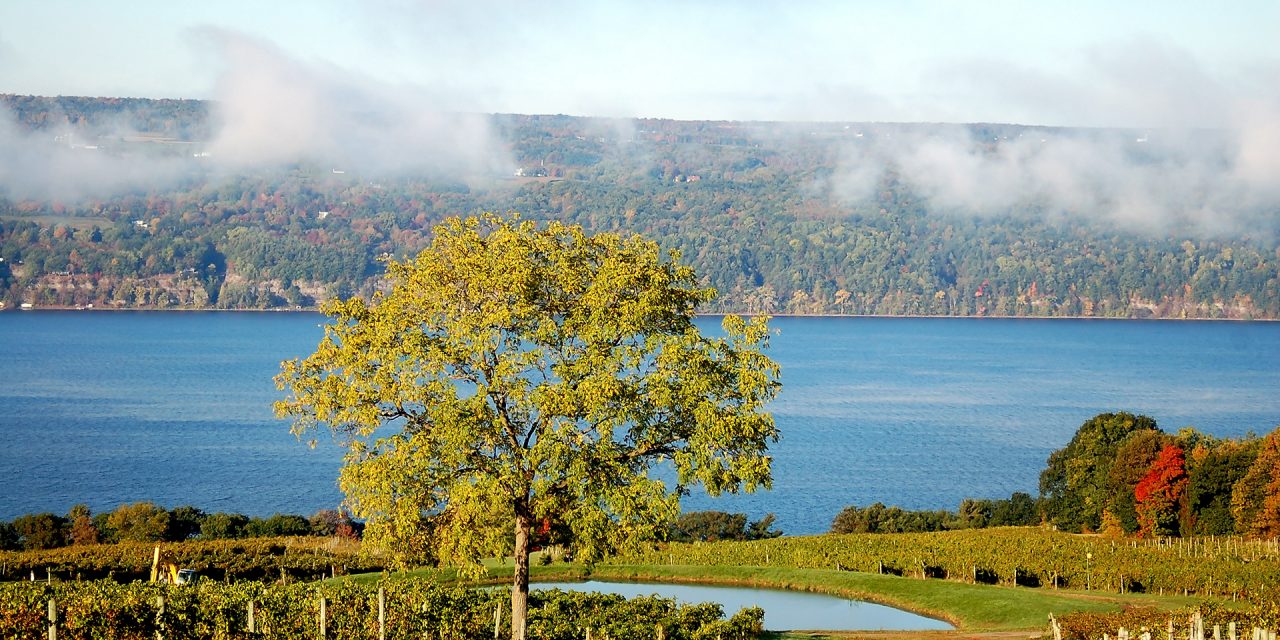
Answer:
1, 312, 1278, 534
533, 580, 953, 631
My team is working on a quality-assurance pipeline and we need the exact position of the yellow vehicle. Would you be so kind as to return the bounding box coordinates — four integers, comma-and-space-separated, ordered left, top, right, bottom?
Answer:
149, 546, 198, 585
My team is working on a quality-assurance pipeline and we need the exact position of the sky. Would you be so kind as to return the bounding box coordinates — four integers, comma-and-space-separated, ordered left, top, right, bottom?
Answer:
0, 0, 1277, 127
1, 0, 1278, 233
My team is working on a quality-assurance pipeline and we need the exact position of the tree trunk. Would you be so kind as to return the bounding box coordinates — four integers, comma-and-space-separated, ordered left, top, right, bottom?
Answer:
511, 512, 532, 640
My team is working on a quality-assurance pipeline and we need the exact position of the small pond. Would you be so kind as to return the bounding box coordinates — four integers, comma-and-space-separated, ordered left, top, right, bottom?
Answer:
533, 581, 954, 631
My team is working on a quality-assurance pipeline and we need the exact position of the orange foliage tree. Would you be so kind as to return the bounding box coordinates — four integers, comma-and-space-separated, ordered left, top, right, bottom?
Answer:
1134, 444, 1189, 537
1231, 429, 1280, 537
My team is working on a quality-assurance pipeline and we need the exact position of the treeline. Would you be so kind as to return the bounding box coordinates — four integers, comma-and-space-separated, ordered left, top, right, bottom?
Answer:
830, 493, 1039, 534
667, 511, 782, 543
0, 502, 360, 552
2, 95, 1278, 318
0, 93, 210, 140
829, 412, 1280, 539
1039, 412, 1277, 538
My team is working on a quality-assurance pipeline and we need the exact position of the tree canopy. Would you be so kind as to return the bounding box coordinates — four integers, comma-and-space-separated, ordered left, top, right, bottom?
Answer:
275, 214, 780, 640
1039, 412, 1160, 533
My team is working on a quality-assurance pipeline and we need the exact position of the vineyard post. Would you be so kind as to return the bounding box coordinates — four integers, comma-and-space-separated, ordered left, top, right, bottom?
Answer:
47, 598, 56, 640
493, 601, 502, 640
378, 586, 386, 640
248, 600, 256, 634
1228, 622, 1235, 640
155, 595, 165, 640
1087, 552, 1092, 591
319, 596, 327, 638
1214, 625, 1221, 640
46, 567, 52, 583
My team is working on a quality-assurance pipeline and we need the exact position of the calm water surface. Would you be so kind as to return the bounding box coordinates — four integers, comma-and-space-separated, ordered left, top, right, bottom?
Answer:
533, 580, 953, 631
1, 312, 1277, 533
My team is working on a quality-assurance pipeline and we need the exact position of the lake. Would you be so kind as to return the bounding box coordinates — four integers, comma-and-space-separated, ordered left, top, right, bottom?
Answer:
1, 311, 1278, 533
533, 580, 953, 631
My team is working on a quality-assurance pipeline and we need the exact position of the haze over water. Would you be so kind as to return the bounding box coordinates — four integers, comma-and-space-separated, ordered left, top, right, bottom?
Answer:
1, 311, 1277, 534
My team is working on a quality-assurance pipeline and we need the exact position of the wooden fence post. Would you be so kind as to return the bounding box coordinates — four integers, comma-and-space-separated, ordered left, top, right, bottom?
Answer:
378, 587, 386, 640
319, 596, 327, 639
493, 602, 502, 640
47, 598, 57, 640
155, 595, 165, 640
248, 600, 256, 634
1228, 622, 1236, 640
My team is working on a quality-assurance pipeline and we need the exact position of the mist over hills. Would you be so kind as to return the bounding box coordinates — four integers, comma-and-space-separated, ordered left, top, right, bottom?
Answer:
0, 94, 1277, 318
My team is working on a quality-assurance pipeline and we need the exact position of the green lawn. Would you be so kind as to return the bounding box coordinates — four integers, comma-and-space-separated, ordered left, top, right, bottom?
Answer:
345, 560, 1198, 632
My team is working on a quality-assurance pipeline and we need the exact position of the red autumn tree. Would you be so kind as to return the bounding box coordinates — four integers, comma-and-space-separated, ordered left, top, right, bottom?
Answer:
1135, 444, 1189, 537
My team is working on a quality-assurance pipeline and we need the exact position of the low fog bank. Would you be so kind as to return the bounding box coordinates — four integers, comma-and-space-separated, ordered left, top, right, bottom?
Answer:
200, 29, 509, 177
2, 29, 1278, 239
824, 119, 1280, 236
0, 29, 512, 201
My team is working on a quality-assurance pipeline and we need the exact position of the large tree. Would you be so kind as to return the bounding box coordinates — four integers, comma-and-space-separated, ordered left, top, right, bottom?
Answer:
276, 214, 780, 640
1039, 412, 1160, 532
1187, 437, 1260, 535
1232, 428, 1280, 537
1134, 444, 1189, 537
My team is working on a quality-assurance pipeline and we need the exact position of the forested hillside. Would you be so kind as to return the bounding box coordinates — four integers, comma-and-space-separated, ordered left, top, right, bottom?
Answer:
2, 94, 1277, 317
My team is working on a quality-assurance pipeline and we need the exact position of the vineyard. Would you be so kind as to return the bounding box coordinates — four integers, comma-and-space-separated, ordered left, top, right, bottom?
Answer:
615, 528, 1280, 598
1055, 603, 1280, 640
0, 537, 385, 583
0, 579, 763, 640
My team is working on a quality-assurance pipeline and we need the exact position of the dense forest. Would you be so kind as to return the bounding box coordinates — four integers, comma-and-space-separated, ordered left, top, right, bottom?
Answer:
2, 94, 1278, 317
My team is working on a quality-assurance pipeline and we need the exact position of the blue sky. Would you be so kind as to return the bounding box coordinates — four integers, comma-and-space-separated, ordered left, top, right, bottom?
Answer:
0, 0, 1277, 126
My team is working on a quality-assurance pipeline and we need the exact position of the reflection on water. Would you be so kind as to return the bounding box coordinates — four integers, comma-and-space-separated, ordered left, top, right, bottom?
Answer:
534, 580, 954, 631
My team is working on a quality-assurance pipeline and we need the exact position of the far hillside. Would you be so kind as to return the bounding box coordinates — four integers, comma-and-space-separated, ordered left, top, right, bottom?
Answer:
1, 94, 1277, 317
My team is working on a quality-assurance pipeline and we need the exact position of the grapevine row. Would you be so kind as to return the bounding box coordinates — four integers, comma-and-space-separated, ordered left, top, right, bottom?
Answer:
0, 579, 764, 640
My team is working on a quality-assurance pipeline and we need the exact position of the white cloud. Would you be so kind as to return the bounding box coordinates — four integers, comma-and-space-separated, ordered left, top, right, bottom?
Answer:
197, 28, 510, 175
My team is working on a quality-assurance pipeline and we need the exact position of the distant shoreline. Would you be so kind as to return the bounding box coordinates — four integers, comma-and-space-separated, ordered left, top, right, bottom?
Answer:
4, 305, 1276, 322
